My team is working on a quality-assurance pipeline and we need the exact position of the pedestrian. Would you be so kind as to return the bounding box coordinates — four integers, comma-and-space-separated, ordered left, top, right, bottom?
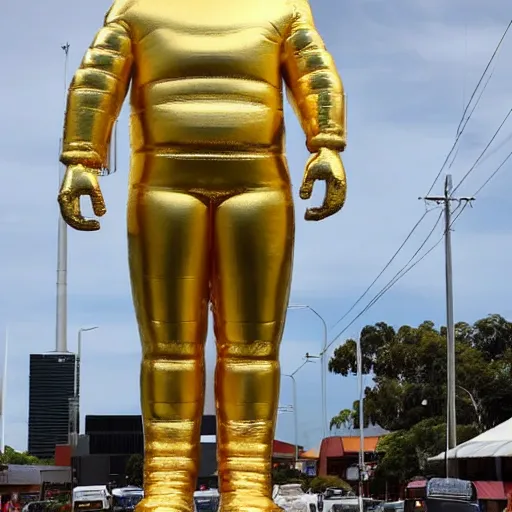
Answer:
503, 490, 512, 512
3, 493, 19, 512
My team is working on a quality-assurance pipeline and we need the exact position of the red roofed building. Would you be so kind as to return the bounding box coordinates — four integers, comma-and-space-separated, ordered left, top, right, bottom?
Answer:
318, 435, 385, 479
272, 440, 304, 462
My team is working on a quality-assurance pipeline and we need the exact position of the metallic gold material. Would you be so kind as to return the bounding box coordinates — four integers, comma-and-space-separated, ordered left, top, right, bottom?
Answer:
58, 0, 347, 510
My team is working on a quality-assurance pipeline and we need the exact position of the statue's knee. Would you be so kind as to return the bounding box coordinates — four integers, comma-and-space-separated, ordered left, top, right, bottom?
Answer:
143, 340, 204, 360
217, 340, 278, 360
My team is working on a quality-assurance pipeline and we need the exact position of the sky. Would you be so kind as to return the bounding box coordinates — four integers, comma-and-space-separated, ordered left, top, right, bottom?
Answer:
0, 0, 511, 453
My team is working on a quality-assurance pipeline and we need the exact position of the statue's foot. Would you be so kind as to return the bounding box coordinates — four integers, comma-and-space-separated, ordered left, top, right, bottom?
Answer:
219, 494, 283, 512
135, 496, 192, 512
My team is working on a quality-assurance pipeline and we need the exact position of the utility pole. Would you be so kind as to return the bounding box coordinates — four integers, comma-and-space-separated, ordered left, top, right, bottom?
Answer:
422, 174, 474, 477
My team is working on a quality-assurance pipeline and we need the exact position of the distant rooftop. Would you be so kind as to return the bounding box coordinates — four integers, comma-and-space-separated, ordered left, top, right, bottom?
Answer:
0, 465, 71, 485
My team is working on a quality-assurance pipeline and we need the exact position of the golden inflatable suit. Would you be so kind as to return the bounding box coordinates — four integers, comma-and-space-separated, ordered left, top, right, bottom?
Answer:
58, 0, 347, 510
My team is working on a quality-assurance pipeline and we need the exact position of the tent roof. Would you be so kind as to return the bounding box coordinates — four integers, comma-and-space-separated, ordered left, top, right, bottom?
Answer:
430, 417, 512, 460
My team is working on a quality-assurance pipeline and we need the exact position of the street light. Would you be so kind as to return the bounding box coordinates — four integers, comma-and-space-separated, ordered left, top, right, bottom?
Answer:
288, 304, 328, 439
457, 386, 482, 427
282, 374, 299, 463
74, 327, 99, 430
421, 386, 482, 427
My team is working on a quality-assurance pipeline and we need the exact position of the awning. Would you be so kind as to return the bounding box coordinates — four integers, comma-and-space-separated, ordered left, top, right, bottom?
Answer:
474, 481, 506, 500
430, 418, 512, 460
407, 480, 427, 489
430, 440, 512, 460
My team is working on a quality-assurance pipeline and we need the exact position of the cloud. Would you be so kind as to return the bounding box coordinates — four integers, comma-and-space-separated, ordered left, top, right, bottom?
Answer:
1, 0, 511, 452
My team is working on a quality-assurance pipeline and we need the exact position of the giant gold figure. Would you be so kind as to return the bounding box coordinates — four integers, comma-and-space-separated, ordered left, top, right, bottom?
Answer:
58, 0, 347, 510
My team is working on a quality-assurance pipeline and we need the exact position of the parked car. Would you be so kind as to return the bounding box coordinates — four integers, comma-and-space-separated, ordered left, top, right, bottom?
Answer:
375, 501, 404, 512
272, 484, 320, 512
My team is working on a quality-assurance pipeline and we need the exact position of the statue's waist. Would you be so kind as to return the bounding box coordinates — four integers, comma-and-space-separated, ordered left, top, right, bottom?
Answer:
130, 77, 285, 151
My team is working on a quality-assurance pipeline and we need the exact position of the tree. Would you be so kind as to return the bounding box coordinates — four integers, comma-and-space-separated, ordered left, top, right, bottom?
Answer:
308, 475, 351, 493
328, 316, 512, 433
375, 419, 479, 482
272, 467, 305, 486
125, 454, 143, 487
0, 446, 53, 465
329, 409, 355, 431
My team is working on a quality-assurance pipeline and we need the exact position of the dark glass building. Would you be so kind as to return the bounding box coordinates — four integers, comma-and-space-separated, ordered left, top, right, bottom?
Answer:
73, 414, 217, 487
28, 353, 77, 459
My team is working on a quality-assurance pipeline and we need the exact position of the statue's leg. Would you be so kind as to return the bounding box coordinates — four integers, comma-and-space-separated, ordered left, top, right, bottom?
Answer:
212, 172, 294, 512
128, 186, 210, 512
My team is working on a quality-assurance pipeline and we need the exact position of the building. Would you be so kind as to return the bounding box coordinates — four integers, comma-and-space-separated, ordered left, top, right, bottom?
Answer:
272, 440, 305, 464
70, 414, 303, 487
28, 353, 77, 459
0, 464, 71, 505
72, 414, 218, 487
318, 434, 386, 480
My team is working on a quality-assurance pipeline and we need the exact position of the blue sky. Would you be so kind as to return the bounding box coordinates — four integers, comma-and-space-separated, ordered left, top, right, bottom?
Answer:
1, 0, 511, 452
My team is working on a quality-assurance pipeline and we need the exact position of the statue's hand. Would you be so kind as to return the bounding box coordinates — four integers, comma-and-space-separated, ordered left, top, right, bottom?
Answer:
299, 147, 347, 221
58, 164, 106, 231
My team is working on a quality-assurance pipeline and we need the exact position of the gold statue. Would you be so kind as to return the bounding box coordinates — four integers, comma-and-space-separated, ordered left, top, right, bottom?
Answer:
58, 0, 347, 510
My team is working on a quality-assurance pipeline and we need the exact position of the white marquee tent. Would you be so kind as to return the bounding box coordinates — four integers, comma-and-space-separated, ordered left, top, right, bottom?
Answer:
430, 417, 512, 460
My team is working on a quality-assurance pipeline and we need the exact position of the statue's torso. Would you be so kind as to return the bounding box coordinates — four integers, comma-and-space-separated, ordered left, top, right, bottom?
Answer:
121, 0, 294, 153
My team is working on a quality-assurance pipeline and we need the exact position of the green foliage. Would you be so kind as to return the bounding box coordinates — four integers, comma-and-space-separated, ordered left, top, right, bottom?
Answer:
0, 446, 53, 465
328, 316, 512, 432
271, 470, 351, 494
125, 454, 143, 487
308, 475, 351, 493
272, 467, 305, 486
327, 315, 512, 484
375, 419, 479, 482
329, 409, 355, 431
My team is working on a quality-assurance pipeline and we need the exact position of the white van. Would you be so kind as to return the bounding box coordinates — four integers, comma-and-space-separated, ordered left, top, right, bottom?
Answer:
72, 486, 111, 512
193, 489, 219, 512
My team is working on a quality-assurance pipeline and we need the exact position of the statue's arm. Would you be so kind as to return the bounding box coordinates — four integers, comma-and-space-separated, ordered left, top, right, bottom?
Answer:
281, 0, 346, 154
60, 13, 133, 173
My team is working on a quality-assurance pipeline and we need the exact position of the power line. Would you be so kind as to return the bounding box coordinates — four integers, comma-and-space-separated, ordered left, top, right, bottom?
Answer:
325, 20, 510, 354
452, 107, 512, 194
330, 208, 434, 330
476, 129, 512, 168
353, 161, 502, 330
426, 19, 511, 196
448, 67, 497, 170
321, 207, 468, 358
455, 20, 511, 137
320, 196, 474, 359
473, 149, 512, 196
318, 148, 507, 382
328, 21, 509, 334
323, 209, 445, 355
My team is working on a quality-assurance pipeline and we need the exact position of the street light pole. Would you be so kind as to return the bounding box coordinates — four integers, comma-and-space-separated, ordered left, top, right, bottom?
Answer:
74, 327, 98, 437
356, 337, 364, 512
0, 329, 8, 454
288, 305, 328, 439
457, 386, 482, 429
283, 374, 299, 464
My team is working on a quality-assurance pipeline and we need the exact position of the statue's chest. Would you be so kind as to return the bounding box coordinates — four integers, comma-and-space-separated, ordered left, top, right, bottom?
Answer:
129, 0, 292, 82
165, 0, 287, 28
131, 0, 291, 39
